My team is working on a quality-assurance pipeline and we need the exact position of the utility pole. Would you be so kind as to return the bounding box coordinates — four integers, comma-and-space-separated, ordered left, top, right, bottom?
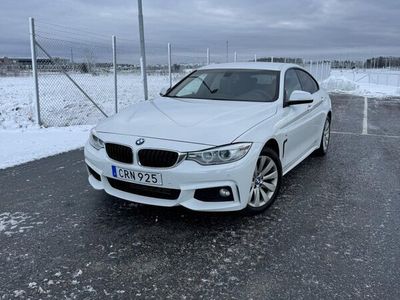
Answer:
137, 0, 148, 100
226, 40, 229, 63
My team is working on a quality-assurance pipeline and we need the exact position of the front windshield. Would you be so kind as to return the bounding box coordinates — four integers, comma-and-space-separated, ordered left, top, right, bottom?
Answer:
166, 69, 280, 102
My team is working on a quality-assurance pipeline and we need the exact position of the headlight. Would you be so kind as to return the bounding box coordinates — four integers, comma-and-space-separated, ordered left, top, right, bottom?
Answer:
186, 143, 252, 165
89, 129, 104, 150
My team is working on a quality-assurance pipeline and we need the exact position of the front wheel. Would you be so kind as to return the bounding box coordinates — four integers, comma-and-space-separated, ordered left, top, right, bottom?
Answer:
245, 148, 282, 214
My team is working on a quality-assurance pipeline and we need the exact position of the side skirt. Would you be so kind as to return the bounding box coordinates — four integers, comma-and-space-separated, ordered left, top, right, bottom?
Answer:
282, 145, 319, 176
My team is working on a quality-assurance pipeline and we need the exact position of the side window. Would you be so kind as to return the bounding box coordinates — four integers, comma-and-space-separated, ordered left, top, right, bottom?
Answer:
284, 69, 302, 101
296, 69, 319, 94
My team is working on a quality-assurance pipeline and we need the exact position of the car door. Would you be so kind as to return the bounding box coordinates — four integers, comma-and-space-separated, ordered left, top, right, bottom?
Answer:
279, 69, 316, 169
295, 69, 325, 147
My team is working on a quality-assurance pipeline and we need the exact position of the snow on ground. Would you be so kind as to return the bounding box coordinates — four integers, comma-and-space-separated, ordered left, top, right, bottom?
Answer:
0, 211, 43, 236
0, 75, 37, 129
0, 125, 92, 169
322, 69, 400, 98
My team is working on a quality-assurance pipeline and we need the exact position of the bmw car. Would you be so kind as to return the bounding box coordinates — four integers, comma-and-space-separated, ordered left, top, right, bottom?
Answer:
84, 63, 332, 213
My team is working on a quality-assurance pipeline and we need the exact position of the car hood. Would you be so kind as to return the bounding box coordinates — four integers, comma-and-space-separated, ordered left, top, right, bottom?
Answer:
96, 97, 277, 146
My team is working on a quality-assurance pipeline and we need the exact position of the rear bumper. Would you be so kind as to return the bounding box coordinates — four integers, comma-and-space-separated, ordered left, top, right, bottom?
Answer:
84, 136, 261, 212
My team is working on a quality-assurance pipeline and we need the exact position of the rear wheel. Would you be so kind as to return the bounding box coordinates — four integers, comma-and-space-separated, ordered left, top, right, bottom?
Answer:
246, 148, 282, 214
315, 116, 331, 156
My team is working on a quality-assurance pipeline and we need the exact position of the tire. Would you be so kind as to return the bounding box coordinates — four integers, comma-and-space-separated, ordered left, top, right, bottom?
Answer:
315, 116, 331, 156
245, 148, 282, 214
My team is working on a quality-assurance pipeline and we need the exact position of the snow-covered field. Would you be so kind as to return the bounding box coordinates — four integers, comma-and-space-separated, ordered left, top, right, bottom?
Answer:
0, 73, 174, 129
1, 69, 399, 169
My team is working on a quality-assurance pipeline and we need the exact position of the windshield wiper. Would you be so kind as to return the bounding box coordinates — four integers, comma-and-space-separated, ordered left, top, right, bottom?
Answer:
188, 75, 218, 94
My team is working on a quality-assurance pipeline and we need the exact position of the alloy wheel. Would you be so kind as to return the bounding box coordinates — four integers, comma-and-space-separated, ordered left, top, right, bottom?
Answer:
248, 155, 278, 208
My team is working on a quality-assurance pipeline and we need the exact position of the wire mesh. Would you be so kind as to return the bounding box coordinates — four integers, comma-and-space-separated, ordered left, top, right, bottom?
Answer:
35, 26, 114, 127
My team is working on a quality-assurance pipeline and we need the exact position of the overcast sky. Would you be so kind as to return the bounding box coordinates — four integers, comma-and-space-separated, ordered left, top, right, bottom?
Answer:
1, 0, 399, 63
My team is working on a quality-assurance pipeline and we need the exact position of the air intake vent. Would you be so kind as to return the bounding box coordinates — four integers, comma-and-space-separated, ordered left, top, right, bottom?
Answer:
87, 165, 101, 181
105, 143, 133, 164
107, 177, 180, 200
138, 149, 179, 168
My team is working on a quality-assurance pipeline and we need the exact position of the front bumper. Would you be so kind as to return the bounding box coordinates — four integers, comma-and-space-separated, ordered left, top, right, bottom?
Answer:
84, 133, 260, 212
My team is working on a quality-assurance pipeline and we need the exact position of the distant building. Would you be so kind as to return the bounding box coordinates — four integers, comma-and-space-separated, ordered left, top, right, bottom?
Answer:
0, 57, 70, 74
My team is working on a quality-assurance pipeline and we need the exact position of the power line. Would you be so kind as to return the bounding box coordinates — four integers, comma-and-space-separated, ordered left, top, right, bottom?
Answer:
36, 20, 115, 40
35, 34, 111, 50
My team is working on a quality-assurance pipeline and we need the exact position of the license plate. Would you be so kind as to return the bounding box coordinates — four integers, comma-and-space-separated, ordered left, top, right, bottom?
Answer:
111, 166, 163, 186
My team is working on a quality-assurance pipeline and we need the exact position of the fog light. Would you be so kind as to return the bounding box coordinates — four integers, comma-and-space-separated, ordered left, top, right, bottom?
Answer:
194, 186, 234, 202
219, 188, 231, 198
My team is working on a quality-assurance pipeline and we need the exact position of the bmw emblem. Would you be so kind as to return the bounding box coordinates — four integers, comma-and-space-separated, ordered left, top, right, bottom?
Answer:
136, 138, 145, 146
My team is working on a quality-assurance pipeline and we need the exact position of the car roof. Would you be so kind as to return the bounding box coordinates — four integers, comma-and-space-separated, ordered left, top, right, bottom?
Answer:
198, 62, 302, 72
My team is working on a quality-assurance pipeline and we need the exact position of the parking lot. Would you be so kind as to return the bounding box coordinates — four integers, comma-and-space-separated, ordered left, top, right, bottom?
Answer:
1, 94, 399, 299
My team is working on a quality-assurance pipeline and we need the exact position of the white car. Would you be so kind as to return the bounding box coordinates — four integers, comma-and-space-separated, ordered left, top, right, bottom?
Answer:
84, 63, 331, 213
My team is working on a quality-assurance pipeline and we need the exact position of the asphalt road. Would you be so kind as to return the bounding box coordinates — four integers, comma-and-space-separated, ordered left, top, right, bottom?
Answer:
1, 94, 399, 299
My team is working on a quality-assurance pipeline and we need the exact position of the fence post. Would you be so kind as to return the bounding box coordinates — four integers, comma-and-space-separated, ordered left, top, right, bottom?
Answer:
321, 62, 324, 80
254, 54, 257, 62
234, 51, 237, 62
206, 48, 210, 65
29, 17, 41, 126
112, 35, 118, 114
271, 56, 274, 63
168, 43, 172, 87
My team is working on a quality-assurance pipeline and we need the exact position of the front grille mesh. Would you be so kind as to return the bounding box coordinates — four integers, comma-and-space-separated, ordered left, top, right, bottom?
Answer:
105, 143, 133, 164
107, 177, 181, 200
138, 149, 179, 168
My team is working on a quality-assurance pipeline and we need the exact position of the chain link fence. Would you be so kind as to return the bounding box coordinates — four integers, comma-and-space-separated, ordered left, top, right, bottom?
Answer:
30, 19, 333, 128
34, 22, 114, 127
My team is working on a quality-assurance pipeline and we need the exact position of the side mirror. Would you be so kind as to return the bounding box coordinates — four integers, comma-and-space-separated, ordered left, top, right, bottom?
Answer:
159, 86, 171, 96
287, 90, 313, 106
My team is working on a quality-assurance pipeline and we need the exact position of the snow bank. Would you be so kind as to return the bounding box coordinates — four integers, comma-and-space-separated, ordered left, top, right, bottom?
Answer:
0, 125, 92, 169
321, 76, 359, 92
322, 70, 400, 98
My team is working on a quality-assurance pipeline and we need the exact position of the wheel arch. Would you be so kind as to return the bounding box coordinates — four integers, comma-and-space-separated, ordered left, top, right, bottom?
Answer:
262, 138, 280, 158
